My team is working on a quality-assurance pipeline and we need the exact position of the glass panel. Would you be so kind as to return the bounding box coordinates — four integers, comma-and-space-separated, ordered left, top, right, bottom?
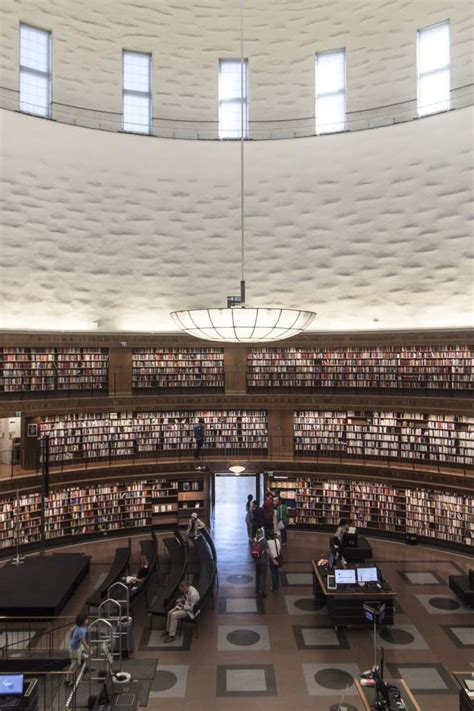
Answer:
123, 94, 151, 133
418, 22, 450, 74
418, 69, 450, 116
317, 51, 345, 94
219, 102, 246, 139
123, 51, 151, 93
20, 25, 49, 72
19, 72, 49, 116
219, 60, 247, 100
316, 93, 345, 133
219, 59, 248, 139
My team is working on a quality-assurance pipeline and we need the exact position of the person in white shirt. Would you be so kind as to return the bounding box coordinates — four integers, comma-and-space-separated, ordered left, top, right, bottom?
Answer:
164, 581, 200, 642
267, 530, 282, 592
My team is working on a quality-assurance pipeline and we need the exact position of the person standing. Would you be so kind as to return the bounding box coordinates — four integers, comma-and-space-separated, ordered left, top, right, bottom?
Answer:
267, 530, 282, 592
276, 498, 289, 544
251, 502, 264, 539
245, 498, 254, 543
263, 492, 275, 537
193, 417, 205, 459
164, 581, 200, 642
66, 613, 90, 685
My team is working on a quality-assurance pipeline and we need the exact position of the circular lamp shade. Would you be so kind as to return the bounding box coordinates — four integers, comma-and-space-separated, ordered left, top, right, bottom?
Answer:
229, 465, 246, 475
170, 307, 316, 343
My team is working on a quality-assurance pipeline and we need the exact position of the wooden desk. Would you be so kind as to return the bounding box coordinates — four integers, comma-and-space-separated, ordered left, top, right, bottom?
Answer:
355, 678, 421, 710
452, 672, 474, 710
312, 561, 396, 629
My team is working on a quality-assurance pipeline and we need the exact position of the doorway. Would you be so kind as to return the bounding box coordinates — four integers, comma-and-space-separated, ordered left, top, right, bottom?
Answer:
212, 473, 257, 561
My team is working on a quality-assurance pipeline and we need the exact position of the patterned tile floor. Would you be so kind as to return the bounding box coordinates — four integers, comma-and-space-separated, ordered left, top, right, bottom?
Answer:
8, 475, 472, 710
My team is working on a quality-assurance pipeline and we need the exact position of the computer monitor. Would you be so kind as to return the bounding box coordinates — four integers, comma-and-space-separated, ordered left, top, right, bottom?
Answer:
357, 567, 379, 583
335, 568, 356, 585
0, 675, 24, 696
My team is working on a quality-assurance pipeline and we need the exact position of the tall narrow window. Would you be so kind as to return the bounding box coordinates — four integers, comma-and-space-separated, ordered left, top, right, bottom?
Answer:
19, 24, 51, 117
315, 50, 346, 135
219, 59, 248, 139
417, 21, 450, 117
123, 51, 152, 134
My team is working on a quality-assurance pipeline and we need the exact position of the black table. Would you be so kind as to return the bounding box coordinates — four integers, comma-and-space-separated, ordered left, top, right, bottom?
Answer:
0, 553, 90, 616
331, 535, 373, 563
312, 561, 395, 629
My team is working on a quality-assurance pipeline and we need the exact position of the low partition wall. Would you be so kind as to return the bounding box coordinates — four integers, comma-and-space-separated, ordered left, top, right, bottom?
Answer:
267, 473, 473, 553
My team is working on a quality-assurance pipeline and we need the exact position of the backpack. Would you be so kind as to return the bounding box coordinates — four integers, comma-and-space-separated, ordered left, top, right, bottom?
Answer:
251, 540, 262, 559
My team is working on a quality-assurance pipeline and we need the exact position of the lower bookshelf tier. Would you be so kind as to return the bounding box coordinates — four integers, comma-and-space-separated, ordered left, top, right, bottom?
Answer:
0, 474, 210, 554
268, 475, 473, 552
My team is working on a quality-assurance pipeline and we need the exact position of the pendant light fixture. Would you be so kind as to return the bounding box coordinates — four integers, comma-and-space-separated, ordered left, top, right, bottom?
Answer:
171, 1, 316, 343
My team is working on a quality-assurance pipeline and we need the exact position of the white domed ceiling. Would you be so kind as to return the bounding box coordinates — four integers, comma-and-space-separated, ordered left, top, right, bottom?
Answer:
0, 0, 472, 332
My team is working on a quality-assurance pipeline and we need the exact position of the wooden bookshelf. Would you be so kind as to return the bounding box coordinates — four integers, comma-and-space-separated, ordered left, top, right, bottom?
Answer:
270, 476, 473, 551
0, 347, 108, 395
132, 347, 224, 391
294, 410, 474, 467
36, 409, 268, 464
248, 345, 473, 392
0, 475, 210, 552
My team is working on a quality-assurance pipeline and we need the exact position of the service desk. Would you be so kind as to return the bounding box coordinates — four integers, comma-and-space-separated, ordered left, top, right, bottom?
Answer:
453, 672, 474, 711
312, 561, 396, 629
354, 678, 421, 711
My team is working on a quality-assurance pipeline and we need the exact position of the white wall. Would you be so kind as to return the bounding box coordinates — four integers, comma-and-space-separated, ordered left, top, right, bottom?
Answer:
0, 106, 472, 332
0, 0, 472, 129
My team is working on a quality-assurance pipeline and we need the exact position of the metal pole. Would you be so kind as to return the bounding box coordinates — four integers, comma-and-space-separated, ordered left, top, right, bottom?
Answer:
240, 0, 246, 303
11, 491, 25, 566
40, 434, 49, 556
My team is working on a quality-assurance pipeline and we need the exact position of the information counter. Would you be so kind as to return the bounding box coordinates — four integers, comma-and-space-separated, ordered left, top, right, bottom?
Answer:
312, 561, 396, 629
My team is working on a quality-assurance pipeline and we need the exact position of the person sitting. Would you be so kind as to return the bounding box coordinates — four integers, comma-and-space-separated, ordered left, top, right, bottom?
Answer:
125, 554, 149, 586
186, 511, 206, 540
334, 519, 349, 559
163, 580, 200, 642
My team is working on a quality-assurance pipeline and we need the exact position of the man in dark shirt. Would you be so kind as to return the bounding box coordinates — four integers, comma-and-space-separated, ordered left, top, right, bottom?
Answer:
193, 418, 205, 459
251, 502, 265, 538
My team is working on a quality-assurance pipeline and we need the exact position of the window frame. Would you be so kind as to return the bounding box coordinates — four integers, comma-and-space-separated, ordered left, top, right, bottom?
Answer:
122, 50, 153, 134
218, 58, 249, 140
19, 22, 52, 118
416, 20, 451, 118
315, 48, 346, 135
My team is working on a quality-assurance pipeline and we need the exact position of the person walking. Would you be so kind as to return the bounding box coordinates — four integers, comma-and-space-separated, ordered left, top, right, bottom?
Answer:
252, 528, 277, 598
186, 511, 206, 540
276, 498, 289, 543
164, 581, 200, 642
193, 417, 205, 459
66, 613, 90, 686
267, 530, 282, 591
245, 494, 253, 512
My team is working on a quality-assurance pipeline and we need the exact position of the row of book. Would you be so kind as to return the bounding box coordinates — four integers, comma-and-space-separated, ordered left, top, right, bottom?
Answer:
273, 477, 473, 546
0, 477, 208, 549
